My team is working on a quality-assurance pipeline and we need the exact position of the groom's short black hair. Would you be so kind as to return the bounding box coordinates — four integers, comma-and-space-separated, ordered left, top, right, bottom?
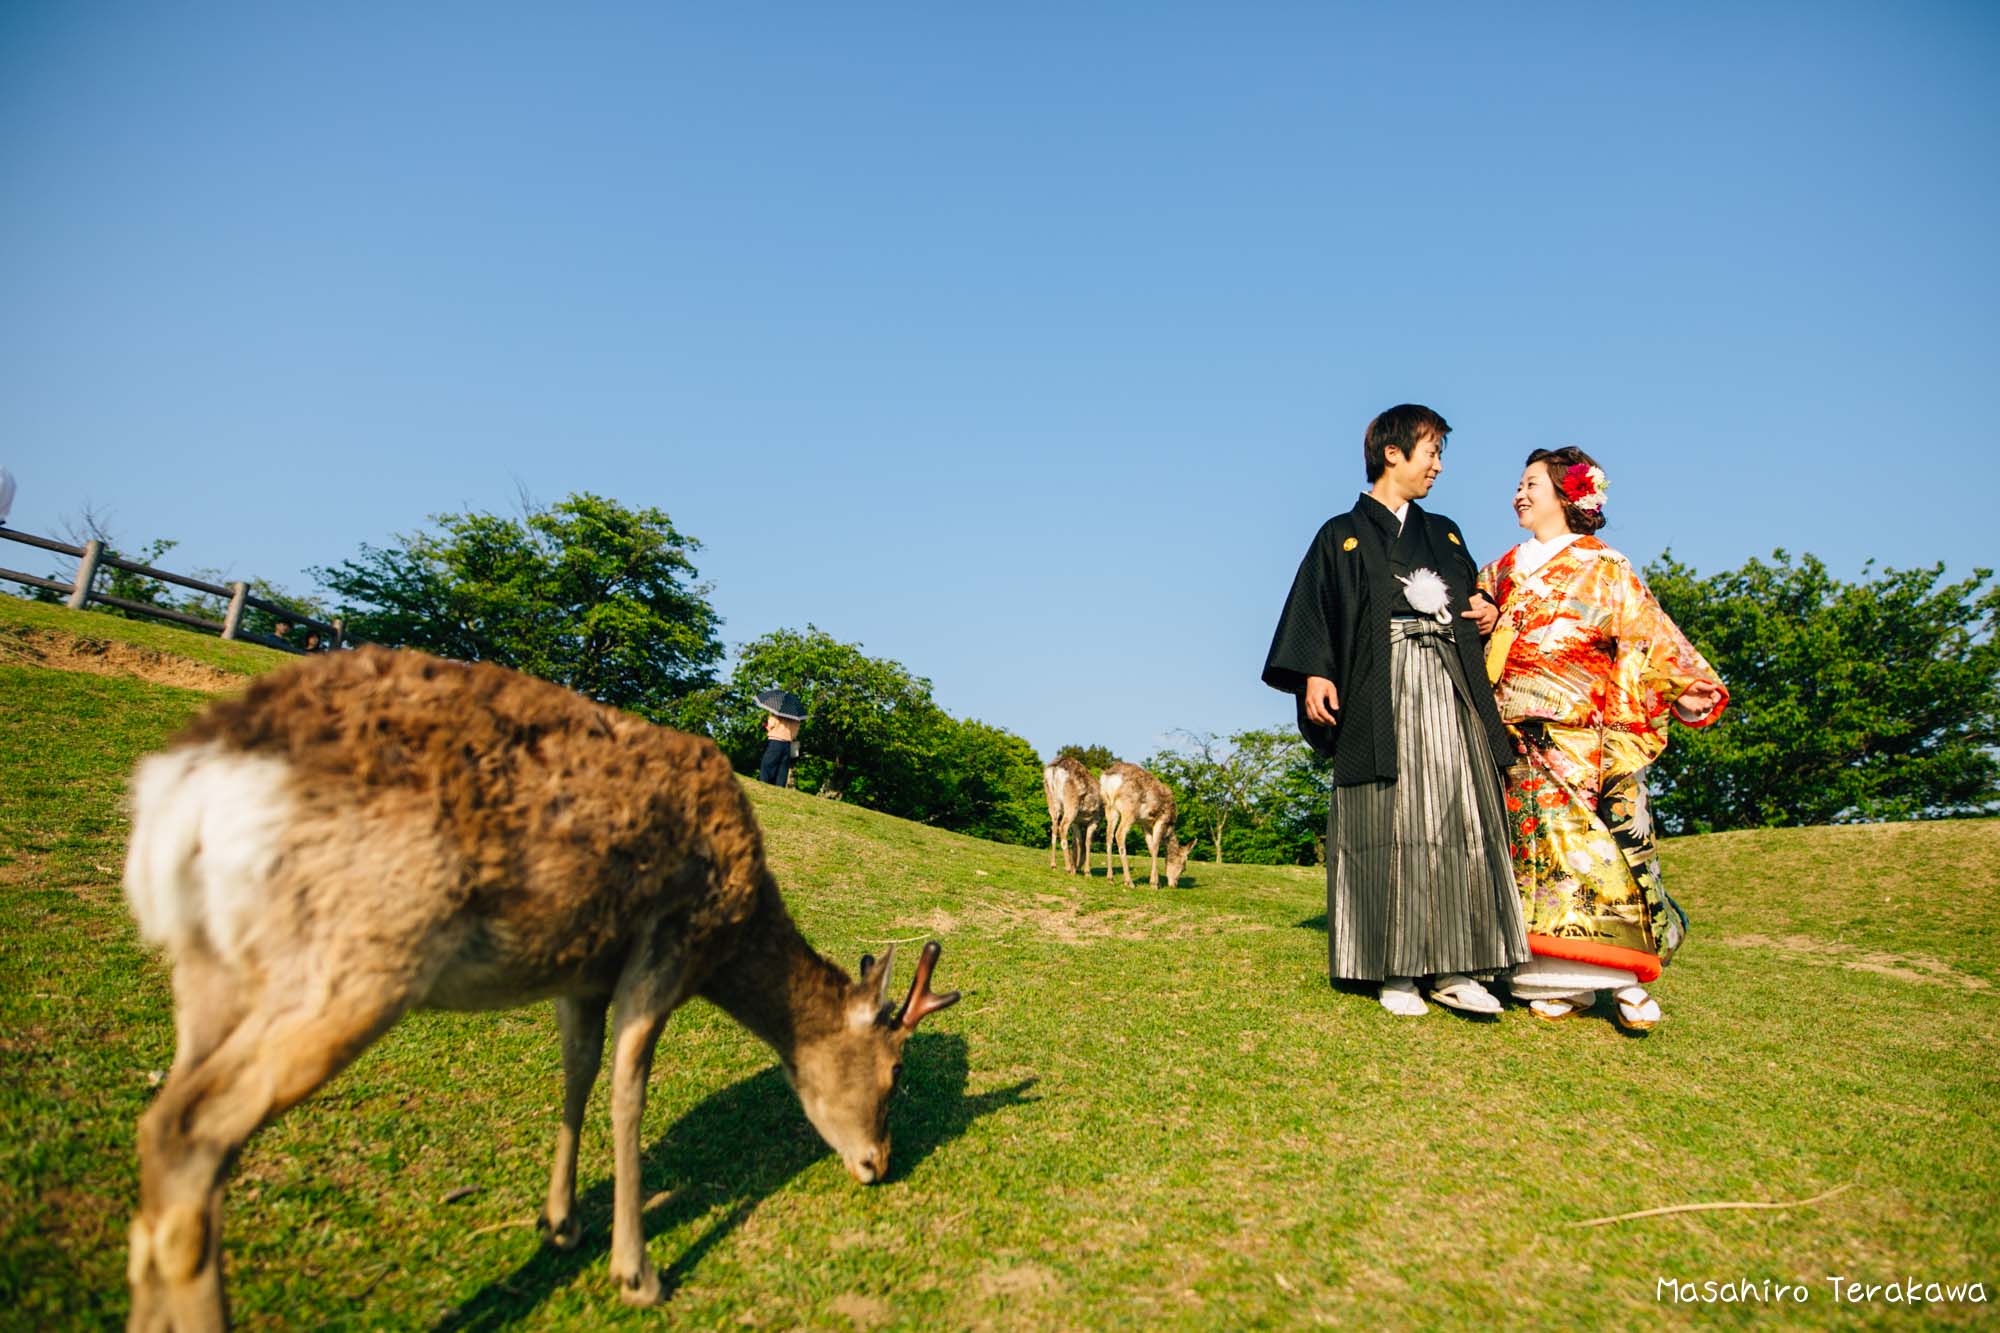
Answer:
1363, 404, 1450, 482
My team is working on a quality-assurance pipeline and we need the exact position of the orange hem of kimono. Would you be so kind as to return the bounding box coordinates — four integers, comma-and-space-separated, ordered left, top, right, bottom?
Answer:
1525, 933, 1662, 984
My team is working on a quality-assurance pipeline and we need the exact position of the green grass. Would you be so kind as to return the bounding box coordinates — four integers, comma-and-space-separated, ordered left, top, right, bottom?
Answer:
0, 590, 292, 677
2, 652, 1996, 1328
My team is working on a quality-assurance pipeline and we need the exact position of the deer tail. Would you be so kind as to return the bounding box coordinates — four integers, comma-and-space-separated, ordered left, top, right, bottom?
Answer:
123, 742, 295, 963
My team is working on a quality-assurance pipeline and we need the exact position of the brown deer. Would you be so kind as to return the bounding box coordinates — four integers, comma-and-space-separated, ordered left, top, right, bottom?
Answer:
1098, 761, 1195, 888
1042, 755, 1102, 875
119, 647, 959, 1330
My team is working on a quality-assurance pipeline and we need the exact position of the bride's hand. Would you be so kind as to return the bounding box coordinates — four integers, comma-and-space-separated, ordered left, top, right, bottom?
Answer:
1673, 681, 1722, 722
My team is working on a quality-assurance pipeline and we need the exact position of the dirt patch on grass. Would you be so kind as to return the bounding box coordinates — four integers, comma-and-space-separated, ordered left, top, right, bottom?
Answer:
826, 1293, 891, 1327
1722, 933, 1992, 992
942, 893, 1267, 944
976, 1260, 1063, 1300
0, 626, 244, 693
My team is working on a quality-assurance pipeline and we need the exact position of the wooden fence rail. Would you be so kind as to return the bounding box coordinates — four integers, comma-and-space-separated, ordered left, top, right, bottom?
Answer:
0, 527, 348, 654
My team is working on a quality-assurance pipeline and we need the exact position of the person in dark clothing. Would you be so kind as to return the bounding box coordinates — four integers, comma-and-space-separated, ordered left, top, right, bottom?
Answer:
1262, 404, 1529, 1017
757, 706, 800, 787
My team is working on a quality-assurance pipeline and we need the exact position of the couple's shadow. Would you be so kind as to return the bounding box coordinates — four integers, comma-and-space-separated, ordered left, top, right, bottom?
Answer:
434, 1032, 1032, 1330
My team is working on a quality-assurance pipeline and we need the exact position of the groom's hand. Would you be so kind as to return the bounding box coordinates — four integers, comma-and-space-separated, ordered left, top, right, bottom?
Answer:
1463, 592, 1499, 635
1304, 675, 1340, 726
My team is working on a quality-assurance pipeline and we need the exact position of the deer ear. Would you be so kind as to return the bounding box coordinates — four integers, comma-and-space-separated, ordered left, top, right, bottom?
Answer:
865, 945, 895, 1007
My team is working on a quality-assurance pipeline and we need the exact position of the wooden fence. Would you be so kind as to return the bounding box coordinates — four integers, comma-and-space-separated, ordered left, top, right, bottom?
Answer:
0, 528, 347, 653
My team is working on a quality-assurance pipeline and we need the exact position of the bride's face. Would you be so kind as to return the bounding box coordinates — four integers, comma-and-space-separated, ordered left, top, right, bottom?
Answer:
1514, 465, 1567, 534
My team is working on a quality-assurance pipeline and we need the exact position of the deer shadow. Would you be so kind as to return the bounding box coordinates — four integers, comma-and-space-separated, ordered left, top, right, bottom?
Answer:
433, 1030, 1033, 1331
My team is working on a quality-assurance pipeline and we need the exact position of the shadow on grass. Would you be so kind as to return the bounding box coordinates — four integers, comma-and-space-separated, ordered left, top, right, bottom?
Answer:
433, 1032, 1033, 1331
1297, 913, 1327, 932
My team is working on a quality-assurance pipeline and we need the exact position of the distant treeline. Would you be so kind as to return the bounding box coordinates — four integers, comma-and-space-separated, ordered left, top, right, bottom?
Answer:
27, 493, 1997, 858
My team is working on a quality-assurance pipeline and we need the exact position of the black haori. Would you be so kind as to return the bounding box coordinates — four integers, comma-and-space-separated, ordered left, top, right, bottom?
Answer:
1325, 619, 1529, 982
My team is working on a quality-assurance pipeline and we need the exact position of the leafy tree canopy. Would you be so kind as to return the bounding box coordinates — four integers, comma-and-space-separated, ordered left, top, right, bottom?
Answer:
315, 492, 722, 718
1056, 743, 1118, 772
1146, 728, 1324, 865
1647, 550, 2000, 832
684, 625, 1046, 845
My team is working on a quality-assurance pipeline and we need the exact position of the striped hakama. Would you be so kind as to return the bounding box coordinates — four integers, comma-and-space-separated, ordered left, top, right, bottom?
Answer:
1326, 618, 1530, 982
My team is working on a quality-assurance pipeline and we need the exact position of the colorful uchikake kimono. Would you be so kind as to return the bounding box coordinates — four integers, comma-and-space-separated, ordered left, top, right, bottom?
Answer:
1477, 535, 1727, 984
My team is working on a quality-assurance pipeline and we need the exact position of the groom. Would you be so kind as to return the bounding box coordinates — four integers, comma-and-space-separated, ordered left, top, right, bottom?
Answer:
1261, 404, 1528, 1016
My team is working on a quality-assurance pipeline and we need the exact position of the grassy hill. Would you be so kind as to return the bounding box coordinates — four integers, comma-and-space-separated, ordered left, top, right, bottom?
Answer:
2, 598, 1995, 1328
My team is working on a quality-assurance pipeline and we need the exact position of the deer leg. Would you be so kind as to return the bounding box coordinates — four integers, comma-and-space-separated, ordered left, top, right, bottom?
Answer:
1048, 808, 1061, 869
129, 983, 407, 1333
1112, 813, 1133, 886
128, 951, 250, 1333
604, 960, 686, 1306
1081, 819, 1098, 877
540, 993, 609, 1250
1145, 820, 1164, 889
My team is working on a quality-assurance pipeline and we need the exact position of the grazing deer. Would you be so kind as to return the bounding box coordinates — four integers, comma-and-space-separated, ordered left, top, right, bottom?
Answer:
1098, 762, 1194, 889
1042, 755, 1102, 875
119, 647, 959, 1330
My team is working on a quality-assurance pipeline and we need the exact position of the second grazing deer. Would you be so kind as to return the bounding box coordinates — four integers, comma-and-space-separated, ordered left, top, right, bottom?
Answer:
119, 647, 959, 1330
1098, 761, 1195, 888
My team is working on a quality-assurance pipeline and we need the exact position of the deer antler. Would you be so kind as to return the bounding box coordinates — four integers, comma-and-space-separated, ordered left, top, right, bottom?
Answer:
893, 940, 959, 1030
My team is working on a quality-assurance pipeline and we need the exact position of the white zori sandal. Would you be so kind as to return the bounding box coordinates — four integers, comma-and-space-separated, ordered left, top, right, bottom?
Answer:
1378, 977, 1429, 1017
1614, 985, 1663, 1032
1512, 958, 1641, 1025
1427, 973, 1502, 1015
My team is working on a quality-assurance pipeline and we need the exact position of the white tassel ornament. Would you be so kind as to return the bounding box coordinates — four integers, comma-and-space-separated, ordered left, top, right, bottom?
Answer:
1397, 568, 1453, 625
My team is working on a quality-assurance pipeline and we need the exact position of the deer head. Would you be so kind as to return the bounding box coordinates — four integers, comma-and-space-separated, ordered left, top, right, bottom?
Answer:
788, 941, 959, 1184
1165, 835, 1195, 887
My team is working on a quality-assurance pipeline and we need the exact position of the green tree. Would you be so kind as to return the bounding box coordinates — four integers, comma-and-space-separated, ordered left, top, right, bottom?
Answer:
696, 625, 943, 807
1056, 743, 1118, 771
1147, 728, 1299, 863
1646, 550, 2000, 832
314, 492, 721, 718
686, 626, 1046, 844
928, 717, 1049, 846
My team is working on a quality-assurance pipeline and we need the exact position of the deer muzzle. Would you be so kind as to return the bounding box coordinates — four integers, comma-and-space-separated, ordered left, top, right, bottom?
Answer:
845, 1140, 890, 1185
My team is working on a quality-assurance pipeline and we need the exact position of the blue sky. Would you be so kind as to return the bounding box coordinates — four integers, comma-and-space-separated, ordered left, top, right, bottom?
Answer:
4, 2, 1996, 764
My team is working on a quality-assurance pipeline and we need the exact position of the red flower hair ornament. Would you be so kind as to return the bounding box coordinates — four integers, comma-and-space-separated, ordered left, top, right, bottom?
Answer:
1560, 462, 1609, 513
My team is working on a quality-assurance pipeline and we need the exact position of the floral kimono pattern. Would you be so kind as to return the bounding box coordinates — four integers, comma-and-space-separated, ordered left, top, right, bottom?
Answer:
1477, 538, 1727, 981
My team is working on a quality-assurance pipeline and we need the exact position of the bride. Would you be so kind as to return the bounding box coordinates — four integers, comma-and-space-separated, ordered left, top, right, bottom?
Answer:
1473, 448, 1727, 1030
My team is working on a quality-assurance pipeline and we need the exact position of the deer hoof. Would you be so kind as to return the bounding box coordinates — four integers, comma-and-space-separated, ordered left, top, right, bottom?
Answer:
616, 1263, 664, 1306
536, 1212, 583, 1250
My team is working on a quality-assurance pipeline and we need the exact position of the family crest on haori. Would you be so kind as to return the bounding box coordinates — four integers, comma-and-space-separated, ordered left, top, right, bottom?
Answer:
120, 647, 958, 1329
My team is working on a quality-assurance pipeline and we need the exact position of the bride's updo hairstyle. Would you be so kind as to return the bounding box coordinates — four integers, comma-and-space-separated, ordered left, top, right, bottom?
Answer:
1526, 446, 1608, 535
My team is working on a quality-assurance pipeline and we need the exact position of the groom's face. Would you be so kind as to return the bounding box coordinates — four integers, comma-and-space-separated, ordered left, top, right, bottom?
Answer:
1383, 432, 1444, 498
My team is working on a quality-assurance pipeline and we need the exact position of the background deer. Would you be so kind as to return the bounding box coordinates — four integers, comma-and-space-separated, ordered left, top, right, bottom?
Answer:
119, 647, 958, 1330
1042, 755, 1102, 875
1098, 761, 1195, 888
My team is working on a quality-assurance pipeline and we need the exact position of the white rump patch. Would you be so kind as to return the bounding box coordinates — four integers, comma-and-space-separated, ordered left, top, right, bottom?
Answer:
124, 743, 296, 963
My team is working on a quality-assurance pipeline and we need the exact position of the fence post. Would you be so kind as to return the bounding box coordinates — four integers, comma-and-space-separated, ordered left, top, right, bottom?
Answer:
222, 582, 248, 640
66, 540, 103, 610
